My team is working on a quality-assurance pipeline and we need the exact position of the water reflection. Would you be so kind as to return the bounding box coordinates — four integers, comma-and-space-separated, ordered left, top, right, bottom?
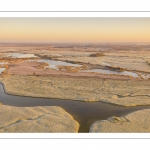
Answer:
35, 59, 81, 69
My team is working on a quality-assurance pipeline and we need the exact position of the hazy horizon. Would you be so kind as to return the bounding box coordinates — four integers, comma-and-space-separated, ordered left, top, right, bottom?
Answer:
1, 18, 150, 43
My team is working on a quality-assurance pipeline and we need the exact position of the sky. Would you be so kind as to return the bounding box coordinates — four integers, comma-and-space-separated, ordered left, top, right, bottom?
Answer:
0, 17, 150, 43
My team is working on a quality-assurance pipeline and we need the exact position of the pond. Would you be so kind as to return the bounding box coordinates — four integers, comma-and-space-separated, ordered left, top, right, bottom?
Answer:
34, 59, 82, 69
0, 68, 5, 74
82, 69, 139, 77
1, 83, 150, 133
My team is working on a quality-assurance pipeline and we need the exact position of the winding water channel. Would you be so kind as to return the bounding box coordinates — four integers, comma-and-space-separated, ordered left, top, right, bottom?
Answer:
1, 84, 150, 132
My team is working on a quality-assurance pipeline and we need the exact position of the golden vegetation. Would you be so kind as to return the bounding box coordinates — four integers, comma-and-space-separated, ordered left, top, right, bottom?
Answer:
116, 67, 125, 72
36, 62, 49, 69
106, 66, 125, 72
90, 52, 105, 57
57, 64, 89, 72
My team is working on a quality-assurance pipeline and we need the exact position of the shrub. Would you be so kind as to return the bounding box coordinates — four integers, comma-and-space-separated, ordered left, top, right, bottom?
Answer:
116, 67, 125, 72
90, 52, 105, 57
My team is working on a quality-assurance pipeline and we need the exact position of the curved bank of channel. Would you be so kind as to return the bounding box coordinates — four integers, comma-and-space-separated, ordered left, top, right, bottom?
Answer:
0, 83, 150, 133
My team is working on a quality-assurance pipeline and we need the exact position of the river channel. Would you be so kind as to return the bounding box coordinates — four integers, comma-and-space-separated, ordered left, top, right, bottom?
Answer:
0, 84, 150, 132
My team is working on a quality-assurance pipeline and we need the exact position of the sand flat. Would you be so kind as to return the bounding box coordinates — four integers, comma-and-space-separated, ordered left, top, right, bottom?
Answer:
0, 105, 79, 133
0, 75, 150, 106
90, 109, 150, 132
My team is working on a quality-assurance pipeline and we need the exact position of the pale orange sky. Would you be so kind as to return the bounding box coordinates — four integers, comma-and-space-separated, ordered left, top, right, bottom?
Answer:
0, 18, 150, 43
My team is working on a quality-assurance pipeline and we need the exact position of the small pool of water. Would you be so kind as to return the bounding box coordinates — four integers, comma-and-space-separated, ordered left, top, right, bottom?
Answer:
35, 59, 82, 69
82, 69, 139, 77
0, 68, 5, 74
3, 53, 38, 58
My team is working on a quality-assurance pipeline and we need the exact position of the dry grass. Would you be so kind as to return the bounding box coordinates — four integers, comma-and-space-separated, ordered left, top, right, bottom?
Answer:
90, 52, 105, 57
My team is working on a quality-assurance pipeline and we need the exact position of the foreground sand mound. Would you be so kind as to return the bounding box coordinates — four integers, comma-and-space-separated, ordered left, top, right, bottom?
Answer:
0, 105, 79, 133
90, 109, 150, 133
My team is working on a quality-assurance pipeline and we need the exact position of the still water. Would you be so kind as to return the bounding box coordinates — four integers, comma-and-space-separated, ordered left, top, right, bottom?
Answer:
0, 83, 150, 132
